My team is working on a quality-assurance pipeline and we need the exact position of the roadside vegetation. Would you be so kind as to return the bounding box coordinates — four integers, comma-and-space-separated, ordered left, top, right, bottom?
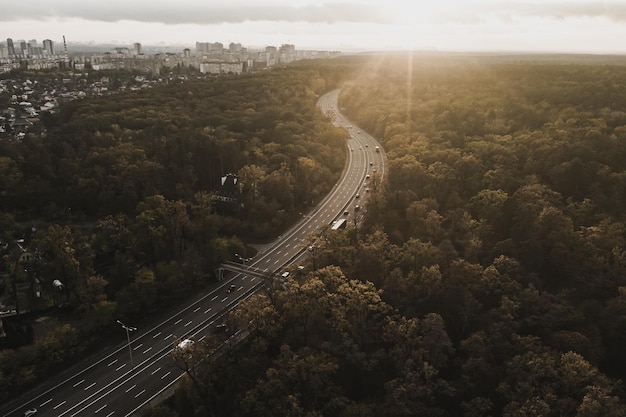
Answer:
0, 59, 354, 403
148, 54, 626, 416
4, 52, 626, 416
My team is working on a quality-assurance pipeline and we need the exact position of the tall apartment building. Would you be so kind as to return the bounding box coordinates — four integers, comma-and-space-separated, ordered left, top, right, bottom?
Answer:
6, 38, 16, 57
279, 44, 295, 54
196, 42, 224, 54
43, 39, 54, 56
229, 42, 242, 53
133, 42, 141, 55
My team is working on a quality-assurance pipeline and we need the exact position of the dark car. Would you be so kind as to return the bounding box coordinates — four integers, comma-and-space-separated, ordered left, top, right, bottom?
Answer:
227, 284, 237, 293
23, 409, 38, 417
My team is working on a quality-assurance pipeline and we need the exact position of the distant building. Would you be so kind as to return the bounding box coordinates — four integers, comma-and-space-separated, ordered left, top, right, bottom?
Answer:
196, 42, 223, 54
133, 42, 141, 55
6, 38, 15, 57
280, 44, 295, 54
43, 39, 54, 56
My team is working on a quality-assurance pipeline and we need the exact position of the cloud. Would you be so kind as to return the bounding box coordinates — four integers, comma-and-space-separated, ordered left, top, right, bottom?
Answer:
1, 1, 393, 24
463, 1, 626, 23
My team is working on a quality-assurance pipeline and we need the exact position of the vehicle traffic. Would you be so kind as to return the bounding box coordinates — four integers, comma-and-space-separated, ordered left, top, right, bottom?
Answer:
177, 339, 194, 350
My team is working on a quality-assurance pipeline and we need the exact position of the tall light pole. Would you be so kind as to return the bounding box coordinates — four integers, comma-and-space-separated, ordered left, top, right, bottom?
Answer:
117, 320, 137, 369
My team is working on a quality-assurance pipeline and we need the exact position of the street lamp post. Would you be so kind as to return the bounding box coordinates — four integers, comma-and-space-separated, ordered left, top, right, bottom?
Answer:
117, 320, 137, 369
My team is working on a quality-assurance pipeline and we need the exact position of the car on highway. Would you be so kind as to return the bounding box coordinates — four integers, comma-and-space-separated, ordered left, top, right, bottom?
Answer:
177, 339, 194, 350
227, 284, 237, 293
23, 408, 38, 417
343, 210, 349, 215
355, 194, 360, 199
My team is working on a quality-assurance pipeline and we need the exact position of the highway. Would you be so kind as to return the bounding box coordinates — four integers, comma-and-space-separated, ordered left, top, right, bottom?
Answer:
2, 88, 387, 417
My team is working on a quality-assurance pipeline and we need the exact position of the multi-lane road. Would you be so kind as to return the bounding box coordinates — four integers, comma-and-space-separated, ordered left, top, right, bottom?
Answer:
2, 88, 386, 417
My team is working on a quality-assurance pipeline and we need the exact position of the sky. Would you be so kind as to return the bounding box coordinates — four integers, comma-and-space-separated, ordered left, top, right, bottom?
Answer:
2, 0, 626, 53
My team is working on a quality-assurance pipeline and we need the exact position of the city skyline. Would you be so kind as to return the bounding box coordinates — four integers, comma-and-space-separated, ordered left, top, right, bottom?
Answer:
2, 0, 626, 53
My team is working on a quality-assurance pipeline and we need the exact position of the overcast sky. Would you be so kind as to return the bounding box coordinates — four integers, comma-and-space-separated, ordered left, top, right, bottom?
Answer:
2, 0, 626, 52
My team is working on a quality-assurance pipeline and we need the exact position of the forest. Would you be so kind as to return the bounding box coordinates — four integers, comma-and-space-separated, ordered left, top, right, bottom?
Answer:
0, 60, 353, 403
143, 55, 626, 417
3, 53, 626, 416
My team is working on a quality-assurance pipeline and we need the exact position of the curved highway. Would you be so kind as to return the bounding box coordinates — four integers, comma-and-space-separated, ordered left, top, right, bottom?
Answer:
2, 88, 387, 417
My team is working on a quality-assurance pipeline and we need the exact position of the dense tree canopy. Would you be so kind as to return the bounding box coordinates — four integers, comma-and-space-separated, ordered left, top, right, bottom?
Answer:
0, 59, 355, 403
4, 54, 626, 416
151, 54, 626, 416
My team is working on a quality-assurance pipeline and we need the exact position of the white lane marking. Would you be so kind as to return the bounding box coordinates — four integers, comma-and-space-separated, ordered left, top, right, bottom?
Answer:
251, 277, 256, 282
133, 343, 143, 350
73, 379, 85, 387
95, 404, 107, 414
211, 295, 218, 301
193, 306, 201, 312
135, 389, 145, 398
221, 297, 228, 302
107, 359, 118, 366
174, 318, 182, 325
125, 384, 136, 393
199, 335, 206, 341
164, 334, 172, 341
152, 331, 161, 338
151, 367, 161, 375
185, 320, 192, 327
106, 412, 115, 417
161, 371, 171, 379
115, 364, 126, 371
204, 307, 211, 313
84, 382, 96, 390
40, 398, 53, 407
143, 347, 152, 354
54, 401, 67, 409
